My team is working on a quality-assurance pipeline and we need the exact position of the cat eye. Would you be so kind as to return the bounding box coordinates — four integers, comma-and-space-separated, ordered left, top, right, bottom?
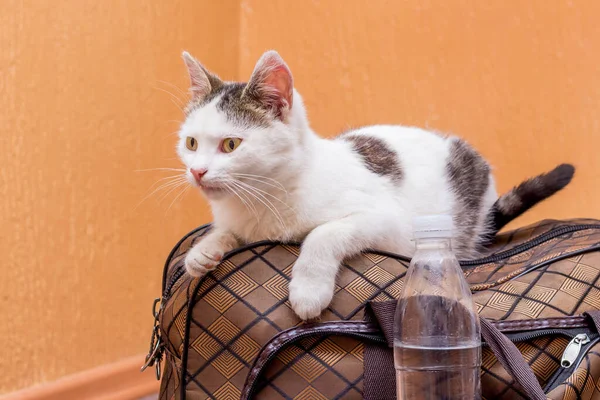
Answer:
221, 138, 242, 153
186, 137, 197, 151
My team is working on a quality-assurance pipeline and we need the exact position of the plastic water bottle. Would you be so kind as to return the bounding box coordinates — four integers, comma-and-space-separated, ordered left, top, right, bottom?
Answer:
394, 215, 481, 400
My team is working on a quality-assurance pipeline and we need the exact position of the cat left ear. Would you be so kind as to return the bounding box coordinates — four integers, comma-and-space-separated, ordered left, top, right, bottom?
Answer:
243, 50, 293, 120
182, 51, 223, 102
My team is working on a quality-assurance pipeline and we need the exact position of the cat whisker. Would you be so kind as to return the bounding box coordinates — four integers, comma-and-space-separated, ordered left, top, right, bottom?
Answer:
231, 181, 287, 230
231, 184, 260, 220
224, 182, 260, 224
162, 120, 184, 137
149, 178, 188, 199
152, 86, 186, 113
234, 180, 295, 212
233, 182, 286, 230
230, 173, 287, 191
230, 181, 280, 225
145, 174, 188, 191
157, 180, 189, 203
134, 176, 187, 210
156, 80, 189, 99
165, 185, 190, 215
231, 174, 288, 194
153, 84, 185, 104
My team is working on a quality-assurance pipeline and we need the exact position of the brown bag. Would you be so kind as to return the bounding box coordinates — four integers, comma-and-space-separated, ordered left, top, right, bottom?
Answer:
150, 219, 600, 399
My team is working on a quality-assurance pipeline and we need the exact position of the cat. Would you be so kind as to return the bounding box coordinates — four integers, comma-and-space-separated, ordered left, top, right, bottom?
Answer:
176, 50, 574, 320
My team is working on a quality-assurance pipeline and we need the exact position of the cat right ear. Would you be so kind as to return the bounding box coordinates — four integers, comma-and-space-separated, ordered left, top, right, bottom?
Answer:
182, 51, 222, 102
243, 50, 294, 120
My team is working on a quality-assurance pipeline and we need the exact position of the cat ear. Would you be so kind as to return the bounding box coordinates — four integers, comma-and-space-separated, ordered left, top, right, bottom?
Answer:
182, 51, 223, 102
243, 50, 293, 120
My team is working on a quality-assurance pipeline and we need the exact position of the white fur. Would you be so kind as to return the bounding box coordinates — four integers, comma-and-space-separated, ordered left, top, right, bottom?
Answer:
177, 53, 499, 320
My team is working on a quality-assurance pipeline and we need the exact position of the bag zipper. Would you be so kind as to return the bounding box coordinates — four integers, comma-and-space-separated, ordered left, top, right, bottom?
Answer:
501, 329, 599, 371
560, 333, 591, 368
493, 328, 599, 377
544, 336, 600, 392
502, 328, 596, 345
461, 224, 600, 267
487, 327, 600, 394
163, 266, 185, 299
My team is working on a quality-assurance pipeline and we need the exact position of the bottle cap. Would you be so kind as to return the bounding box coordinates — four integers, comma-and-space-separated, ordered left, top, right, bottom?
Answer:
413, 215, 454, 239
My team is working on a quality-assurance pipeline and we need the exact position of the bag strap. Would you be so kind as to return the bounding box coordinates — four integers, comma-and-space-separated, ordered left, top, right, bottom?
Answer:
479, 317, 546, 400
584, 310, 600, 332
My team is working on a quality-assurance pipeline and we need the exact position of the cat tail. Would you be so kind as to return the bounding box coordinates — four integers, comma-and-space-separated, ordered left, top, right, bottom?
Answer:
486, 163, 575, 238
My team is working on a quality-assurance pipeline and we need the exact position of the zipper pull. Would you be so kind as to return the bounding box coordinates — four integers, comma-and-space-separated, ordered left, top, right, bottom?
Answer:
561, 333, 590, 368
141, 297, 164, 380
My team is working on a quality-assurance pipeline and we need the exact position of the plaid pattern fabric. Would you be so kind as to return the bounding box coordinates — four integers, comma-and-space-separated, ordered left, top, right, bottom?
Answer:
475, 252, 600, 321
158, 219, 600, 400
254, 336, 364, 399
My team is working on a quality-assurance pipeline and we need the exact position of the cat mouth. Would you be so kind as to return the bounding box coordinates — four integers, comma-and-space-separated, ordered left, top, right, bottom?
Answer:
199, 183, 226, 195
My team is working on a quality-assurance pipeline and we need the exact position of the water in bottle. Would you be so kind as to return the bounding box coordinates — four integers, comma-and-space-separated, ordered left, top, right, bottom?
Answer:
394, 215, 481, 400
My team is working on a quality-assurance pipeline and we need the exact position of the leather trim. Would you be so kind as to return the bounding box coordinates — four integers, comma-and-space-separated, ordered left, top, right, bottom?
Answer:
493, 316, 589, 332
241, 321, 380, 400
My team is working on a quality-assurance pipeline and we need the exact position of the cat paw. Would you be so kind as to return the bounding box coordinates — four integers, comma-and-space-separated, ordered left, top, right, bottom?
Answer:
184, 243, 224, 278
288, 276, 334, 320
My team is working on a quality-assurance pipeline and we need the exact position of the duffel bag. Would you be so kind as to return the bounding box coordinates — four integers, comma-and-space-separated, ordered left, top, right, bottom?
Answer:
150, 219, 600, 399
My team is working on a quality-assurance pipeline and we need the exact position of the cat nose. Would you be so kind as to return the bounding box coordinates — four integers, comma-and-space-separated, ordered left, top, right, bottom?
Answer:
190, 168, 207, 184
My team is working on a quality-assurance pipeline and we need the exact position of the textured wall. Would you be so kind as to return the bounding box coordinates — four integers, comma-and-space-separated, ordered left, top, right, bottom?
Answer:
239, 0, 600, 228
0, 0, 238, 393
2, 0, 600, 394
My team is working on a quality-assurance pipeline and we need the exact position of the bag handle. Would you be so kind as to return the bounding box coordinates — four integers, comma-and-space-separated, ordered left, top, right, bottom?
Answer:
479, 317, 546, 399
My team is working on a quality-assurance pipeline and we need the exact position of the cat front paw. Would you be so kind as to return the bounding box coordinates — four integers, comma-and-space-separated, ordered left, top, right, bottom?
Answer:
184, 243, 224, 278
183, 229, 238, 278
288, 275, 335, 320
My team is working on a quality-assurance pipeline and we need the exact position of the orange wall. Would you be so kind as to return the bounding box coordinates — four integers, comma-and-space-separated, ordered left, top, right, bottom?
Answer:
0, 0, 236, 393
239, 0, 600, 228
2, 0, 599, 394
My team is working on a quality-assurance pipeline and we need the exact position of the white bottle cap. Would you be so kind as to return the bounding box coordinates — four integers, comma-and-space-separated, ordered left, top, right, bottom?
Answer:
413, 215, 454, 239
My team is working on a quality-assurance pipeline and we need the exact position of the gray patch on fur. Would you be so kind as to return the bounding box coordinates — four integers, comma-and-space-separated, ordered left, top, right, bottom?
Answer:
446, 138, 490, 256
186, 82, 272, 128
341, 134, 403, 182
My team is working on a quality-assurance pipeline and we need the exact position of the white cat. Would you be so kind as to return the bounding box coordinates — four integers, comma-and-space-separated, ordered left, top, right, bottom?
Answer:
176, 50, 574, 320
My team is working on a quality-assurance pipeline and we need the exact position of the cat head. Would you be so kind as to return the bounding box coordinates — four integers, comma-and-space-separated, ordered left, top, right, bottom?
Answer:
177, 50, 309, 201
